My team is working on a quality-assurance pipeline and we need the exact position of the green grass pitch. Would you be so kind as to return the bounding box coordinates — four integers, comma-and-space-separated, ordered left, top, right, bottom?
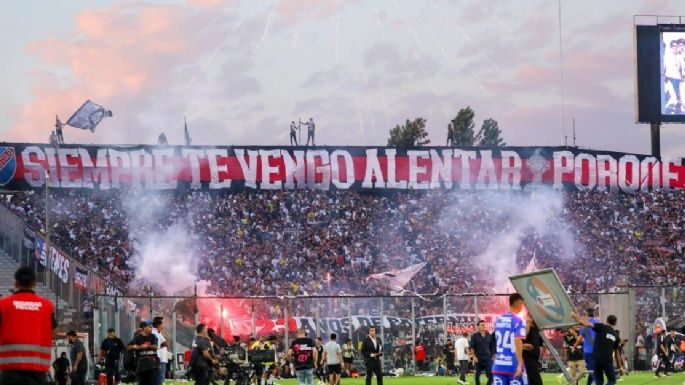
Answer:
163, 371, 683, 385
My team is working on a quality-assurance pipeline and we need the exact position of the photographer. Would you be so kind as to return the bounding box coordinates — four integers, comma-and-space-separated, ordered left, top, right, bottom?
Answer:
225, 336, 246, 385
342, 338, 355, 375
207, 328, 228, 385
191, 323, 219, 385
563, 326, 586, 384
252, 335, 276, 385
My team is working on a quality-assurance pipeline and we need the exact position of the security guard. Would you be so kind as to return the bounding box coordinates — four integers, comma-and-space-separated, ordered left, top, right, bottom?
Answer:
0, 267, 56, 385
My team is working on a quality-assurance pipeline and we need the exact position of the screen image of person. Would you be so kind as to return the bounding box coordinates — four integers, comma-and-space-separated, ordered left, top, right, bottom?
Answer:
661, 31, 685, 115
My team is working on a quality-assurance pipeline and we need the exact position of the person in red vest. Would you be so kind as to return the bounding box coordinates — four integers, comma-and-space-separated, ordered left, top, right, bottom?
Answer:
414, 340, 426, 372
0, 267, 56, 385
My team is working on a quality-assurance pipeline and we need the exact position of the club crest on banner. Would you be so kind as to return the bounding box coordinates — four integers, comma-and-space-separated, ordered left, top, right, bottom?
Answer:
0, 147, 17, 186
526, 276, 565, 323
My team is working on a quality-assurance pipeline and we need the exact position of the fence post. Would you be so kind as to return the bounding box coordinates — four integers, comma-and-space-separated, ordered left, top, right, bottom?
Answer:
284, 297, 289, 349
114, 295, 123, 336
220, 304, 224, 338
474, 295, 479, 324
411, 297, 416, 372
347, 298, 353, 345
172, 302, 178, 372
315, 299, 321, 338
130, 309, 137, 340
98, 295, 107, 346
627, 288, 636, 371
443, 295, 448, 337
661, 288, 666, 319
379, 298, 384, 358
251, 299, 257, 339
93, 295, 100, 350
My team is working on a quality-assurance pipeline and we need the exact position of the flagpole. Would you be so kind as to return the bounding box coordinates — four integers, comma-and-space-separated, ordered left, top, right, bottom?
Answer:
184, 117, 190, 146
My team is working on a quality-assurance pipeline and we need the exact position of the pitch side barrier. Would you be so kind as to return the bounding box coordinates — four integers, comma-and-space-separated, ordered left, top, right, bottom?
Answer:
91, 290, 660, 374
1, 143, 682, 192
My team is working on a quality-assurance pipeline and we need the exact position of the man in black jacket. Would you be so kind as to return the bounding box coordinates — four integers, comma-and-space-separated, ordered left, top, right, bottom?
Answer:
361, 326, 383, 385
469, 320, 495, 385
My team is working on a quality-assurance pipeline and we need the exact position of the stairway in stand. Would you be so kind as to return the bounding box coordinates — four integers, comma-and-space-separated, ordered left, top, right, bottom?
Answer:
0, 249, 79, 330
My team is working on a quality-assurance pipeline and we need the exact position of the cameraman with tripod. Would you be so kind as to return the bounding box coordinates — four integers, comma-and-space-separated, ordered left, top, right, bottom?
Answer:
191, 324, 219, 385
225, 336, 246, 385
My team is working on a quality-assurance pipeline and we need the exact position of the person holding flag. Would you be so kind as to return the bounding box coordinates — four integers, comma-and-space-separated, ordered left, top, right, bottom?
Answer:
300, 117, 316, 146
55, 115, 64, 143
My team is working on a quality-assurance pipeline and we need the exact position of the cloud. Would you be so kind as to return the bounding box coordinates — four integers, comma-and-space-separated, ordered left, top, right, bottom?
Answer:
6, 1, 263, 145
3, 0, 683, 154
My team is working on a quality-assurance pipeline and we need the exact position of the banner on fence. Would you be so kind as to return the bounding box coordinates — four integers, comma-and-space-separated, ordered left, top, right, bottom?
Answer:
227, 313, 499, 336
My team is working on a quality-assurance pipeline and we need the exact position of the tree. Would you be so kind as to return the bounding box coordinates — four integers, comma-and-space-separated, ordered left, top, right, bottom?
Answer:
387, 117, 430, 147
476, 118, 506, 146
451, 106, 476, 146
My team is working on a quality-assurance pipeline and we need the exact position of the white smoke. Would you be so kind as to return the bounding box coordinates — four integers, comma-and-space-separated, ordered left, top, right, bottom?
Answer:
124, 191, 200, 295
438, 188, 577, 292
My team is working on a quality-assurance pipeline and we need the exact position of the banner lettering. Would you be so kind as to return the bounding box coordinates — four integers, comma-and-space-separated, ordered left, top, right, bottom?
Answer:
0, 143, 680, 192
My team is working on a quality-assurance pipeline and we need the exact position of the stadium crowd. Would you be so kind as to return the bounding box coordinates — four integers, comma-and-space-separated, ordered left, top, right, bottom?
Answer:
5, 188, 685, 299
6, 187, 685, 368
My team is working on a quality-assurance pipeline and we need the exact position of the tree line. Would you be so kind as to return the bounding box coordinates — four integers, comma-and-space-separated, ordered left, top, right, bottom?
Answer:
387, 106, 505, 147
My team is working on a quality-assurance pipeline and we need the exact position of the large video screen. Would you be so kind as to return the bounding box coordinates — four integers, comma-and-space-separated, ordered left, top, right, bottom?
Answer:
635, 24, 685, 123
660, 27, 685, 116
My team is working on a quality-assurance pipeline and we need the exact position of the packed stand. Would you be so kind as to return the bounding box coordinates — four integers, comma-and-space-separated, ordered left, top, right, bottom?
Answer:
5, 189, 685, 307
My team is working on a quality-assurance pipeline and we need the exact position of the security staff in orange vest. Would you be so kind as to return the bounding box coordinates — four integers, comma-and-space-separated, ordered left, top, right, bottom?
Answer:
0, 267, 56, 385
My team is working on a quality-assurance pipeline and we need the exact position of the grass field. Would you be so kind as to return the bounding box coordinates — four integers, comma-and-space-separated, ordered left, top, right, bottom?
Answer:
163, 372, 685, 385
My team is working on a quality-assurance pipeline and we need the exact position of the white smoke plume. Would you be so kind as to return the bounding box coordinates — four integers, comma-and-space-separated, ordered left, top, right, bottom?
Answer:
124, 191, 200, 295
438, 188, 577, 292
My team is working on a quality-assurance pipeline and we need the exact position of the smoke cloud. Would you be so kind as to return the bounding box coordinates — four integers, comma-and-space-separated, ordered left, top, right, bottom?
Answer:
438, 188, 577, 292
124, 191, 200, 295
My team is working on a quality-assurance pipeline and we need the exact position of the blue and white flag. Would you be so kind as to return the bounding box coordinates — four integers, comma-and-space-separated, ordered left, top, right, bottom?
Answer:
66, 100, 113, 132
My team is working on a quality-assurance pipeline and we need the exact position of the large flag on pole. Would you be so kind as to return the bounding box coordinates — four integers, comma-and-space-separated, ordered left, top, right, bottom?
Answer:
366, 262, 427, 294
66, 100, 113, 132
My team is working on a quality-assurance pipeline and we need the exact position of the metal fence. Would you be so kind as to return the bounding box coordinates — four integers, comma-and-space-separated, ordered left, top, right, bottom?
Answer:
92, 291, 644, 374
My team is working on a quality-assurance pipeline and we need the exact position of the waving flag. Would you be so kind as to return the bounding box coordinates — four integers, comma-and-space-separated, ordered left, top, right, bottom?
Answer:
524, 254, 539, 273
366, 262, 427, 294
66, 100, 113, 132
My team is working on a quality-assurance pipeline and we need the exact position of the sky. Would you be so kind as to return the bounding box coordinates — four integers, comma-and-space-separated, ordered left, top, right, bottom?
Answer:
1, 0, 685, 156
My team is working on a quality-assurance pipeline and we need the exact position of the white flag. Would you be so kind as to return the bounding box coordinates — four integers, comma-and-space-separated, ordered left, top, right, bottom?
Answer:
66, 100, 113, 132
524, 255, 538, 273
366, 262, 427, 292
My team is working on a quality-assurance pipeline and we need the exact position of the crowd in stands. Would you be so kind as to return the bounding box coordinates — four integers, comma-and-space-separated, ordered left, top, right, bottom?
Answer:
4, 188, 685, 328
